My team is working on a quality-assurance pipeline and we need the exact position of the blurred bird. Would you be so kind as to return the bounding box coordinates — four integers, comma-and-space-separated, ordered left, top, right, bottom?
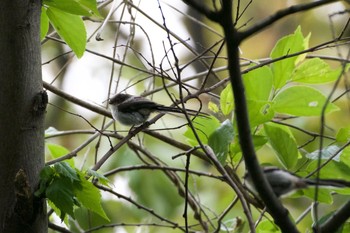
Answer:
244, 166, 350, 197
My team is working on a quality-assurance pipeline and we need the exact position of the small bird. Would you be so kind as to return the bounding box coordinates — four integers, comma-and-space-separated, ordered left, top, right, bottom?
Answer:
244, 166, 350, 197
108, 93, 207, 125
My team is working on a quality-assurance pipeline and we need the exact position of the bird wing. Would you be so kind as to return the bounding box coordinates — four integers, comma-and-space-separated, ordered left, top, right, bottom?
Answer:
117, 96, 159, 113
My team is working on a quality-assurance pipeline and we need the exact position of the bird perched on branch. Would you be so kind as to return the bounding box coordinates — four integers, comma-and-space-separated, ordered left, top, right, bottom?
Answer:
244, 166, 350, 197
109, 93, 207, 125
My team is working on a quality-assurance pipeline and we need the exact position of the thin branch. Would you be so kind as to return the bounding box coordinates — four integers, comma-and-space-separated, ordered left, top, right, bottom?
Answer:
217, 0, 299, 232
238, 0, 340, 41
43, 81, 111, 117
85, 222, 191, 233
113, 138, 213, 231
46, 121, 114, 165
181, 0, 221, 22
48, 222, 72, 233
96, 184, 187, 232
318, 200, 350, 233
103, 164, 224, 180
204, 146, 255, 232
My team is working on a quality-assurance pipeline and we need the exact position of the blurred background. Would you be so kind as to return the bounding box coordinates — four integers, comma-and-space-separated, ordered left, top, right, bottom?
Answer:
42, 0, 350, 232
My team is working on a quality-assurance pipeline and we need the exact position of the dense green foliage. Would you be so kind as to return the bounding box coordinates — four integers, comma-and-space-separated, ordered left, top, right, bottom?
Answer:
39, 1, 350, 232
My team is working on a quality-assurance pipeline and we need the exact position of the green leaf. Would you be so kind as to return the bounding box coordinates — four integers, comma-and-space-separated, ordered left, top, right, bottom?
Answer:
264, 122, 299, 169
75, 176, 110, 221
39, 165, 55, 181
243, 66, 273, 101
340, 222, 350, 233
208, 120, 234, 164
77, 0, 102, 17
306, 160, 350, 180
270, 26, 305, 89
47, 200, 69, 224
44, 0, 101, 17
46, 176, 76, 220
46, 7, 86, 58
291, 58, 342, 84
219, 66, 273, 118
340, 146, 350, 168
273, 86, 339, 116
336, 127, 350, 142
220, 84, 234, 116
256, 219, 281, 233
54, 162, 79, 182
47, 143, 69, 158
87, 169, 111, 187
47, 143, 74, 166
295, 32, 311, 64
301, 188, 333, 204
208, 101, 220, 113
35, 166, 55, 197
247, 100, 274, 127
40, 7, 49, 40
184, 116, 221, 146
230, 135, 268, 156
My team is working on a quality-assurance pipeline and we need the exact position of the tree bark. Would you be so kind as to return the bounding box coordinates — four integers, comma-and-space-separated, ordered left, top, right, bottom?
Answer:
0, 1, 47, 232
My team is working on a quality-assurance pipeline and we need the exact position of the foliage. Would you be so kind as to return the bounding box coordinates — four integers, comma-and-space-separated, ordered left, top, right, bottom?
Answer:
35, 161, 109, 222
184, 26, 350, 231
40, 1, 350, 233
41, 0, 101, 57
187, 26, 342, 173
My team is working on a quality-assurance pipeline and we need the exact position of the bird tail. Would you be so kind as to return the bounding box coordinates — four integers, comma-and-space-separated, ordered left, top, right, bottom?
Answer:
305, 178, 350, 188
155, 105, 209, 118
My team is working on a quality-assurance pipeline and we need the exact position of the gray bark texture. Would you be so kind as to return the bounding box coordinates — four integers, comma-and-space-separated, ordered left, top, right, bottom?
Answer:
0, 0, 47, 232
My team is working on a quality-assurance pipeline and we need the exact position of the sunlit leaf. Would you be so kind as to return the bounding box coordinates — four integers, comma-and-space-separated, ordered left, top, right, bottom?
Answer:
75, 175, 110, 221
47, 143, 74, 166
247, 100, 274, 127
46, 7, 86, 58
306, 160, 350, 180
295, 32, 311, 64
270, 26, 305, 89
243, 65, 273, 101
184, 116, 221, 146
336, 127, 350, 142
256, 219, 281, 233
40, 8, 49, 41
273, 86, 339, 116
220, 84, 234, 116
47, 143, 69, 157
208, 101, 220, 113
291, 58, 342, 84
44, 0, 101, 17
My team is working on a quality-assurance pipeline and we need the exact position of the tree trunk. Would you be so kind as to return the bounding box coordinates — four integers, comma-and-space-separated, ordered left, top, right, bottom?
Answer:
0, 1, 47, 232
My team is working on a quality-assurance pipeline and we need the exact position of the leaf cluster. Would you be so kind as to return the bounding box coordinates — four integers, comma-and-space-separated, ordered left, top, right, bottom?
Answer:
35, 161, 109, 222
185, 26, 350, 205
41, 0, 102, 57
